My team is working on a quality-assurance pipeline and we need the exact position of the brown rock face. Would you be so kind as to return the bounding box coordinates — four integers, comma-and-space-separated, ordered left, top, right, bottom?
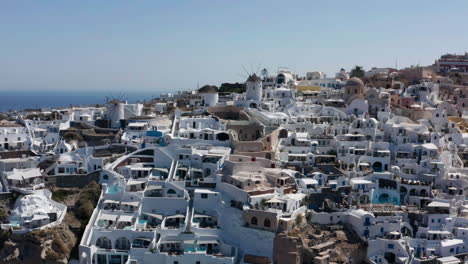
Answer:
0, 182, 101, 264
0, 222, 76, 264
273, 223, 367, 264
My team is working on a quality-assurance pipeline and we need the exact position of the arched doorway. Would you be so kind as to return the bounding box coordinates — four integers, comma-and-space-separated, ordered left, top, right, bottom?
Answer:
278, 129, 288, 139
216, 132, 229, 141
251, 217, 258, 225
372, 162, 383, 172
96, 236, 112, 249
419, 189, 427, 197
379, 193, 390, 204
384, 252, 396, 263
400, 186, 407, 203
115, 237, 131, 250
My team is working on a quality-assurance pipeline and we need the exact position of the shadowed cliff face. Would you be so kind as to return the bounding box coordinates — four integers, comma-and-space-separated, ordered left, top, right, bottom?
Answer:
0, 182, 101, 264
273, 222, 367, 264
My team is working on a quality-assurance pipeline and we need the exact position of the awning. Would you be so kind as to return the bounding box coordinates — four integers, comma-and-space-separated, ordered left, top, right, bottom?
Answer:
146, 185, 163, 191
160, 238, 181, 244
197, 240, 218, 244
153, 168, 169, 173
142, 212, 163, 220
427, 201, 450, 208
121, 201, 140, 207
103, 199, 120, 204
100, 213, 118, 222
134, 237, 152, 242
266, 197, 284, 204
127, 179, 146, 185
289, 153, 307, 157
32, 214, 49, 221
118, 215, 134, 223
166, 214, 185, 219
160, 240, 180, 244
128, 123, 146, 127
351, 179, 373, 184
193, 214, 211, 218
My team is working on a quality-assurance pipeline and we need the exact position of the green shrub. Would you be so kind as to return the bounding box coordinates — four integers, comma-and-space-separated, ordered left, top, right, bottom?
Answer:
295, 213, 303, 226
52, 189, 70, 202
75, 181, 101, 223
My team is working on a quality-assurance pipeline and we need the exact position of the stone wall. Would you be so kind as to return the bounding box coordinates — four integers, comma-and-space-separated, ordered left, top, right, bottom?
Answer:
45, 171, 100, 188
273, 232, 301, 264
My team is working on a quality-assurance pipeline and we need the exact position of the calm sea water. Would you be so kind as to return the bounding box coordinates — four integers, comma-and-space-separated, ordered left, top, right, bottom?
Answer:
0, 90, 165, 112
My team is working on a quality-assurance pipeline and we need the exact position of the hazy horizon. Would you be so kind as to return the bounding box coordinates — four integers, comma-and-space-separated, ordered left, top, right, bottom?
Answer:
1, 0, 468, 92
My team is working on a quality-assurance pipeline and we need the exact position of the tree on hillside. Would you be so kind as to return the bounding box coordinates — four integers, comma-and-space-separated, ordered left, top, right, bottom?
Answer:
350, 65, 365, 78
63, 131, 83, 143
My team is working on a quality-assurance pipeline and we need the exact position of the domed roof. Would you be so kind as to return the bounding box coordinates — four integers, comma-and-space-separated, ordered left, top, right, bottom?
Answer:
345, 77, 364, 87
198, 85, 218, 93
247, 73, 262, 82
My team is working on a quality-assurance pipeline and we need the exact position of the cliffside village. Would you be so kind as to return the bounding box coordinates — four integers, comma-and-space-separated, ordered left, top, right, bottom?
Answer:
1, 53, 468, 264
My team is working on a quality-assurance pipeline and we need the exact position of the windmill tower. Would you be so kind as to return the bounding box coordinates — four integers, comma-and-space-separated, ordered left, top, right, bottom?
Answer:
246, 73, 262, 101
106, 99, 125, 128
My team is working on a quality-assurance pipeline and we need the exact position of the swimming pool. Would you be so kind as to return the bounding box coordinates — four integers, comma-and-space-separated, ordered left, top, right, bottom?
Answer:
9, 221, 20, 227
184, 244, 196, 252
107, 185, 121, 194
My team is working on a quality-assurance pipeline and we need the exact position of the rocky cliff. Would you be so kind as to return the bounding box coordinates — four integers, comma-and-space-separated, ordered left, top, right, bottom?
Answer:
0, 182, 100, 264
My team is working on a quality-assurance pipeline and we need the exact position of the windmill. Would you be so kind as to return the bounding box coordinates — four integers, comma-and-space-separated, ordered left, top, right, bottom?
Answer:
241, 64, 263, 102
106, 92, 127, 128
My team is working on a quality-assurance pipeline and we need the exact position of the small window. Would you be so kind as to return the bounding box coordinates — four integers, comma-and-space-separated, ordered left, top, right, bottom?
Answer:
201, 193, 208, 199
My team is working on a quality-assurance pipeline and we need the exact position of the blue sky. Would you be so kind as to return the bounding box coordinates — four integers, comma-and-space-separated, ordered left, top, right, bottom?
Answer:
1, 0, 467, 92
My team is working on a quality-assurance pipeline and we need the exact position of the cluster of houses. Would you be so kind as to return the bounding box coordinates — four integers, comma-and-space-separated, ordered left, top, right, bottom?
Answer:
1, 58, 468, 264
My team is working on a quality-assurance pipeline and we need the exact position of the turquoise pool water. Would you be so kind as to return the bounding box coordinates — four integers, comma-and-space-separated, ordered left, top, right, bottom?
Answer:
197, 246, 207, 252
107, 185, 121, 194
184, 245, 196, 252
9, 221, 19, 227
138, 220, 147, 224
